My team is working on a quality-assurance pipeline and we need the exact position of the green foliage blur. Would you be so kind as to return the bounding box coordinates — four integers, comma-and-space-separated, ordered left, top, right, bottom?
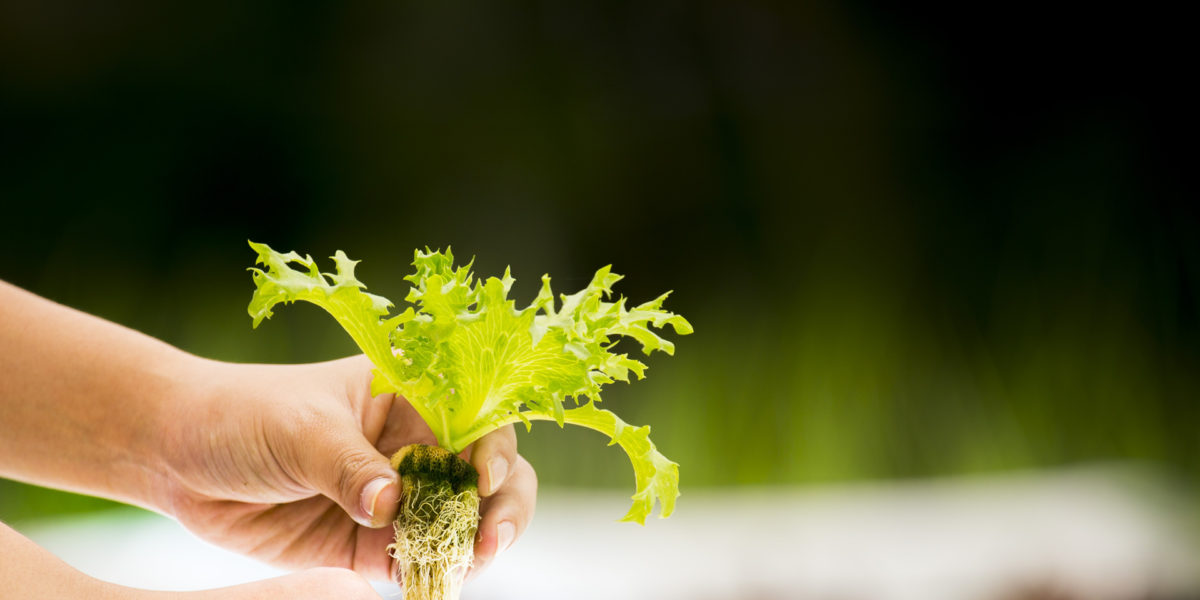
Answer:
1, 0, 1196, 522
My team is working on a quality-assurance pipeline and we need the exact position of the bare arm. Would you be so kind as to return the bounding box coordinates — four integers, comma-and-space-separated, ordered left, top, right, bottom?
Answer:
1, 521, 384, 600
0, 279, 535, 585
0, 522, 136, 600
0, 280, 191, 513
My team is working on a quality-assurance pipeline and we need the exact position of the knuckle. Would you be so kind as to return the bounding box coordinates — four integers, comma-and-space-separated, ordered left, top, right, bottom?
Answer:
514, 497, 535, 523
515, 455, 538, 489
335, 448, 376, 497
490, 494, 533, 527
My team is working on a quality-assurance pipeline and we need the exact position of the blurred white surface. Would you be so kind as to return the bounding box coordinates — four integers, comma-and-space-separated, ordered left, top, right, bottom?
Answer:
14, 466, 1200, 600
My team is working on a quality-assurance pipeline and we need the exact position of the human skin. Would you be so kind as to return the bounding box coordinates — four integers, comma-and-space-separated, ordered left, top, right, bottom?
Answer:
0, 280, 536, 598
0, 522, 385, 600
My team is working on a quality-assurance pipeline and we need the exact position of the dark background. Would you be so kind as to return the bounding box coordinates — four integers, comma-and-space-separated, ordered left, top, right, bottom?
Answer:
2, 0, 1196, 521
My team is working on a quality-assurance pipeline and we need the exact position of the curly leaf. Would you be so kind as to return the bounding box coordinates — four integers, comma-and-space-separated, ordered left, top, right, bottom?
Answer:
526, 401, 679, 524
247, 241, 413, 391
247, 242, 690, 522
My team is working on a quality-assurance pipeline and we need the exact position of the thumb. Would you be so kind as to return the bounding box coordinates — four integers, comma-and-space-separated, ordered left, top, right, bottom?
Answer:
289, 415, 400, 528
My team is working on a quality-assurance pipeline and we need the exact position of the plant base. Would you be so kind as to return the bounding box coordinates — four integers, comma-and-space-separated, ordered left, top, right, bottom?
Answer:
388, 444, 481, 600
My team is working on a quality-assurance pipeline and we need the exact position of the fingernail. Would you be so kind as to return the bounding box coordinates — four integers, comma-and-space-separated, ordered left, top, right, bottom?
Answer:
486, 456, 509, 496
495, 521, 516, 557
360, 477, 392, 522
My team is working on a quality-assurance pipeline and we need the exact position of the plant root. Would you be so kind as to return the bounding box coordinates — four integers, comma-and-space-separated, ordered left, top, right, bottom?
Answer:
387, 445, 481, 600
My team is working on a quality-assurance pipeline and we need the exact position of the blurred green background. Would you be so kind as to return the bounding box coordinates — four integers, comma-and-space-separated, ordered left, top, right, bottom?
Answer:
1, 0, 1196, 523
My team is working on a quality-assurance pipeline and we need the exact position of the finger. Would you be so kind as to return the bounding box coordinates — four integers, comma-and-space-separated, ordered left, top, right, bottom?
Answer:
200, 494, 398, 584
191, 567, 381, 600
341, 355, 394, 446
375, 396, 438, 459
353, 522, 401, 582
285, 408, 401, 529
466, 455, 537, 583
469, 425, 518, 497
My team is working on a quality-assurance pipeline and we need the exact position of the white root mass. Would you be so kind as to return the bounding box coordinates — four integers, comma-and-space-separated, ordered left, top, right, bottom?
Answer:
388, 480, 481, 600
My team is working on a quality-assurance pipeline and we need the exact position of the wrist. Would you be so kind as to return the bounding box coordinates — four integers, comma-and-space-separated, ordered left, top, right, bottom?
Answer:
138, 353, 229, 518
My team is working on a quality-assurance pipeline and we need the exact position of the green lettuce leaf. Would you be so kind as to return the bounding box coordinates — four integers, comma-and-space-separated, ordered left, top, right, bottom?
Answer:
247, 242, 690, 523
524, 401, 679, 523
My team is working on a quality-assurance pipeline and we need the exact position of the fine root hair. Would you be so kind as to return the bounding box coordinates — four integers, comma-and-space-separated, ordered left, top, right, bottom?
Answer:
387, 479, 481, 600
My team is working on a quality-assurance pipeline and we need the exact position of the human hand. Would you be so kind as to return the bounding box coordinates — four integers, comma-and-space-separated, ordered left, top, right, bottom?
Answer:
0, 281, 533, 588
155, 355, 537, 583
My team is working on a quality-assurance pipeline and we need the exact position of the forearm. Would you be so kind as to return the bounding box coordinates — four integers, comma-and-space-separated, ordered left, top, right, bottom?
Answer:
0, 280, 206, 514
0, 522, 146, 599
1, 523, 381, 600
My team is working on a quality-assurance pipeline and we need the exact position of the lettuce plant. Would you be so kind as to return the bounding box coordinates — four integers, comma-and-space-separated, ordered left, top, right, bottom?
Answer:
247, 242, 690, 599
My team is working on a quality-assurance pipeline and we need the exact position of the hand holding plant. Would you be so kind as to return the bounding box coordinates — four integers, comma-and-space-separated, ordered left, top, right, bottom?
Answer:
246, 243, 690, 600
160, 355, 536, 583
0, 237, 688, 600
0, 278, 535, 597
